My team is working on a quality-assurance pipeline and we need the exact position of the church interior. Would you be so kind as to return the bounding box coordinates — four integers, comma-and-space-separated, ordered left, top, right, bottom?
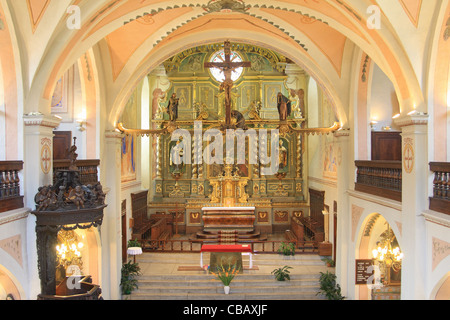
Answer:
0, 0, 449, 301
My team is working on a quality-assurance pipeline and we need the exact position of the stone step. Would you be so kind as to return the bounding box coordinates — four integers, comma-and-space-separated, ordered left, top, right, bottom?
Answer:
138, 273, 320, 281
136, 253, 326, 266
129, 291, 326, 300
135, 282, 320, 293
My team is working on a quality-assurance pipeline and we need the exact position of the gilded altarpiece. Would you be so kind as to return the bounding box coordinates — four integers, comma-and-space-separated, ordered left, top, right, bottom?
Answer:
145, 43, 310, 234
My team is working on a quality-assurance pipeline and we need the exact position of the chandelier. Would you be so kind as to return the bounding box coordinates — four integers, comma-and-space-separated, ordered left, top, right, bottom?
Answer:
372, 225, 403, 273
56, 230, 84, 269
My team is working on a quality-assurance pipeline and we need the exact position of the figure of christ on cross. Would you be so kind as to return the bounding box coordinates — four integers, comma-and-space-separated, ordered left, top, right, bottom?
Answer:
204, 40, 251, 128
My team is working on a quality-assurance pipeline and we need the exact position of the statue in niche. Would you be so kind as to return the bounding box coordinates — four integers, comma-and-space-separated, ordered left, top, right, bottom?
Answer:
169, 136, 185, 174
277, 92, 292, 121
278, 139, 288, 171
167, 93, 179, 121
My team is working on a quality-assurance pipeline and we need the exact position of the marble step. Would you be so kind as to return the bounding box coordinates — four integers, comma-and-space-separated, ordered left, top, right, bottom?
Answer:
136, 253, 326, 266
129, 291, 326, 300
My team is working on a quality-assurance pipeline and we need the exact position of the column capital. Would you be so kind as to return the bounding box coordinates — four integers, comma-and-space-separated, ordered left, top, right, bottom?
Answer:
333, 128, 351, 138
23, 113, 61, 129
394, 113, 429, 128
104, 130, 124, 141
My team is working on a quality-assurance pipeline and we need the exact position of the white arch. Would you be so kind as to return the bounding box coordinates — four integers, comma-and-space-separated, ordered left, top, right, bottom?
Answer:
108, 29, 348, 129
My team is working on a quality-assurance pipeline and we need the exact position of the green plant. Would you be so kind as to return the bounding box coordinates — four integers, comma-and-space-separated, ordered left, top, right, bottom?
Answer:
127, 239, 141, 248
278, 242, 296, 256
316, 271, 345, 300
120, 260, 141, 295
271, 266, 292, 281
210, 264, 239, 286
321, 257, 335, 267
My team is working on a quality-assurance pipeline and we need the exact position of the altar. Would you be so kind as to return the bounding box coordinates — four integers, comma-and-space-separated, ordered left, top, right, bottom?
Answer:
200, 244, 254, 273
202, 206, 256, 232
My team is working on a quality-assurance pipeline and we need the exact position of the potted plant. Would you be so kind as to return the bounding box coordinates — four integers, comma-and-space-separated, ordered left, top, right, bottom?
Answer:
120, 260, 141, 297
278, 242, 296, 256
271, 266, 293, 281
210, 264, 240, 294
316, 271, 345, 300
321, 257, 335, 267
127, 239, 141, 248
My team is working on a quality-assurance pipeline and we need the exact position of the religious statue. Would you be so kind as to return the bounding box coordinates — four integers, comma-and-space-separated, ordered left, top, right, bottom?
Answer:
231, 110, 247, 130
67, 138, 78, 171
170, 137, 185, 173
277, 92, 292, 121
278, 139, 288, 170
35, 186, 56, 212
68, 186, 85, 210
204, 40, 251, 127
167, 93, 179, 121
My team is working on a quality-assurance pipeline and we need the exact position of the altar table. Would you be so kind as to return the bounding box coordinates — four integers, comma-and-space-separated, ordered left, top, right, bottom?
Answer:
200, 244, 253, 270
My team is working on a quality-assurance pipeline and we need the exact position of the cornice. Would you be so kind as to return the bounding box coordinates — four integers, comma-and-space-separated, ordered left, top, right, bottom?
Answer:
0, 208, 31, 226
423, 210, 450, 228
23, 113, 62, 129
394, 113, 429, 128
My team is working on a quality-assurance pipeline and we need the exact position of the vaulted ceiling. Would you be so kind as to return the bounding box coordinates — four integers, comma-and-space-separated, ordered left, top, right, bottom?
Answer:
4, 0, 444, 125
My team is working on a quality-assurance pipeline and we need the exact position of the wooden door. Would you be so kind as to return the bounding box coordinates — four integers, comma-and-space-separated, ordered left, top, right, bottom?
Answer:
53, 131, 72, 160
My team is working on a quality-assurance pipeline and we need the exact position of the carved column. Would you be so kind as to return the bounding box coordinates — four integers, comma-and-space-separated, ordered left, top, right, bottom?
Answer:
36, 225, 59, 296
294, 133, 304, 200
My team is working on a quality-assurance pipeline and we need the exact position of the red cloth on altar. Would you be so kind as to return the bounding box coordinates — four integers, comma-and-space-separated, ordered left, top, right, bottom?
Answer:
201, 244, 253, 253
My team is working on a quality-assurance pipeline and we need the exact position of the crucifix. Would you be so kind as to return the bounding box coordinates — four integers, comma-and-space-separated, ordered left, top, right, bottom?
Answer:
204, 40, 251, 127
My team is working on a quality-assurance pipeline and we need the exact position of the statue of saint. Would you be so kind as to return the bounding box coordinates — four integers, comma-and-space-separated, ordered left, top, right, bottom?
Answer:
167, 93, 179, 121
277, 92, 292, 121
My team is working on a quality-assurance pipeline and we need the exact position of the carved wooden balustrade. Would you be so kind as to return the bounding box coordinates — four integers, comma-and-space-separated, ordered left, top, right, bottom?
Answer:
0, 161, 24, 213
429, 162, 450, 215
355, 161, 402, 202
53, 159, 100, 185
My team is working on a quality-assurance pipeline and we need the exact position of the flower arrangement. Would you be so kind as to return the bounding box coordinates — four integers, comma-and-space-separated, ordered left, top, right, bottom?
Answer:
210, 264, 240, 286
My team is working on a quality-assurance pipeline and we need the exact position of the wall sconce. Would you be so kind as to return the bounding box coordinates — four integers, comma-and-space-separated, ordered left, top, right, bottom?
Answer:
76, 119, 86, 132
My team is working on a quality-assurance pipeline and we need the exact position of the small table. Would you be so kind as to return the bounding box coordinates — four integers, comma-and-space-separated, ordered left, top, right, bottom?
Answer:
127, 247, 143, 263
200, 244, 253, 271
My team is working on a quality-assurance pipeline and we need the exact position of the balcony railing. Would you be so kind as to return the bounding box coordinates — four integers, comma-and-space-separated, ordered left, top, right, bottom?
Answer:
355, 161, 402, 202
430, 162, 450, 215
0, 161, 24, 213
53, 159, 100, 185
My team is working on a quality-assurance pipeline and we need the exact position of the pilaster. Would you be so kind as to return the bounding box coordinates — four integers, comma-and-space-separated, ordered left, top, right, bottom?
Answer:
23, 112, 61, 299
101, 130, 124, 300
395, 114, 429, 300
333, 129, 352, 298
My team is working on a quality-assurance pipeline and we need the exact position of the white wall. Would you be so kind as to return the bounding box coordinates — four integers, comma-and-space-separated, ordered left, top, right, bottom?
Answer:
368, 64, 400, 131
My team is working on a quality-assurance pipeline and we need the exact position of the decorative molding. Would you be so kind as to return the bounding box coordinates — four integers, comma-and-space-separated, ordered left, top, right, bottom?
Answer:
394, 114, 429, 128
23, 113, 61, 129
423, 210, 450, 228
432, 237, 450, 271
308, 176, 337, 188
347, 190, 403, 212
0, 208, 30, 226
0, 235, 23, 267
351, 204, 364, 242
